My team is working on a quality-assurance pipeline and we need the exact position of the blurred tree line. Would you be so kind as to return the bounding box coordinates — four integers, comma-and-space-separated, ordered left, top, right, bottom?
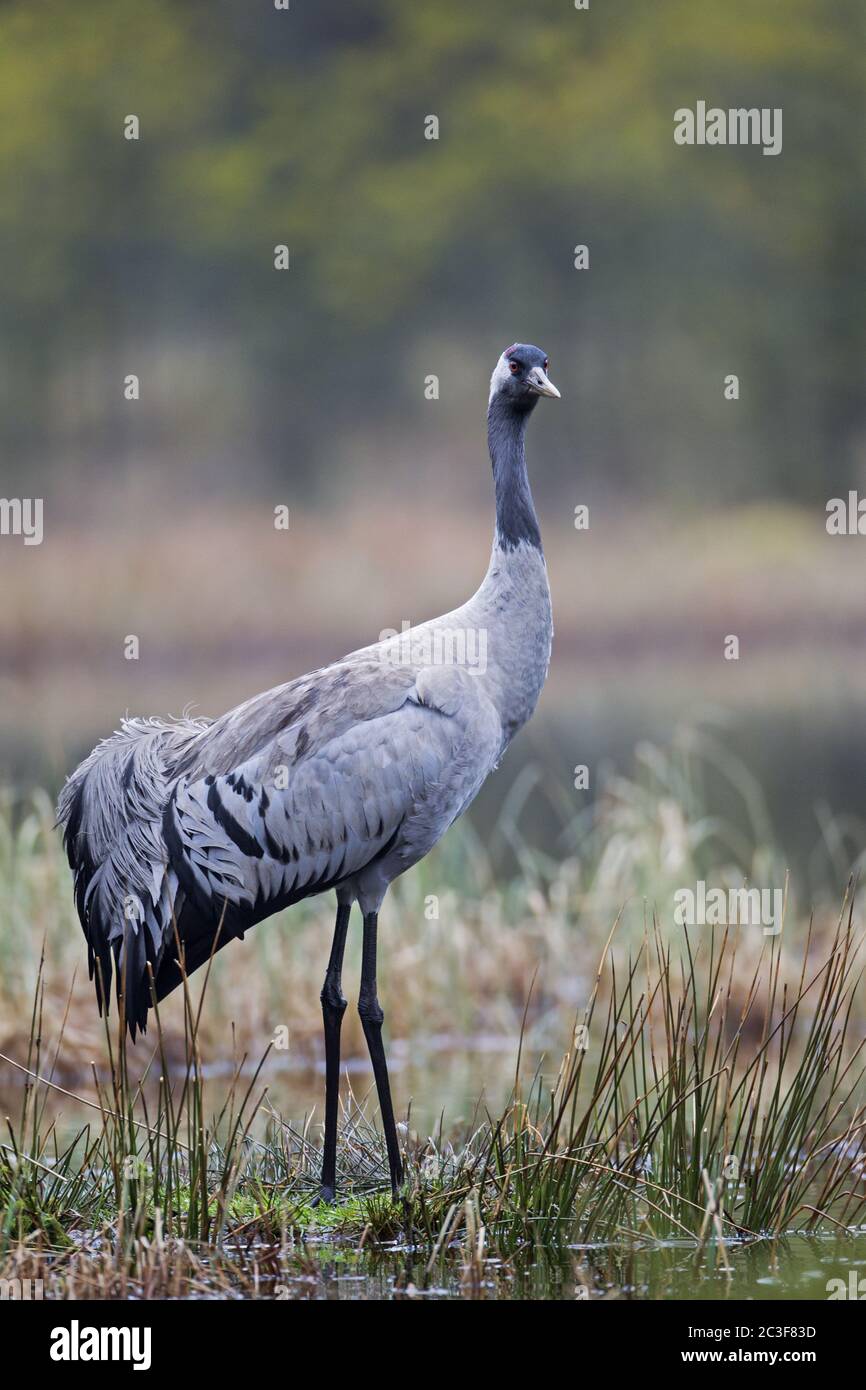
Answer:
0, 0, 861, 509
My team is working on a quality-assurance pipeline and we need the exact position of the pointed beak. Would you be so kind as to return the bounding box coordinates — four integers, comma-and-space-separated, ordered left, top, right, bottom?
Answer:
527, 366, 561, 399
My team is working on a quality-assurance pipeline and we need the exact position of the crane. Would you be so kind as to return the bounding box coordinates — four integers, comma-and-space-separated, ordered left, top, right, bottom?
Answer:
57, 343, 559, 1201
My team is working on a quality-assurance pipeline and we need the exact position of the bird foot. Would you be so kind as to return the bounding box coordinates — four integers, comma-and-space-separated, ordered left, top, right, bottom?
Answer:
311, 1185, 337, 1208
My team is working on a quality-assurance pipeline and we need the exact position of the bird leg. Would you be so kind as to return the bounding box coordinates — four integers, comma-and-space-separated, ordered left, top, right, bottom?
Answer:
358, 910, 404, 1194
318, 900, 351, 1203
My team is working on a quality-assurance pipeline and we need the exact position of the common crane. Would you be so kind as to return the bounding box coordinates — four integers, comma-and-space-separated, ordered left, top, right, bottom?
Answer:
57, 343, 559, 1201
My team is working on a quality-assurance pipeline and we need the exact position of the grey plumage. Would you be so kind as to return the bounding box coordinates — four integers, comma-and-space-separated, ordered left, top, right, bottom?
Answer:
57, 343, 558, 1041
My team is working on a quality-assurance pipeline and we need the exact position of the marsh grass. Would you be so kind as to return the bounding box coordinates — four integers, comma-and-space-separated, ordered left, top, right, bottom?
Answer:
1, 734, 865, 1298
1, 884, 864, 1299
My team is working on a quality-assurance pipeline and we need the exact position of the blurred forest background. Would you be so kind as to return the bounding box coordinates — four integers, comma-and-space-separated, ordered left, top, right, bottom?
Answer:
1, 0, 865, 901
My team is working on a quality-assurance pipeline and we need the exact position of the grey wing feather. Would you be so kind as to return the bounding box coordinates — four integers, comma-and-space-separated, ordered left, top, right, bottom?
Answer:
56, 715, 207, 1035
57, 661, 502, 1038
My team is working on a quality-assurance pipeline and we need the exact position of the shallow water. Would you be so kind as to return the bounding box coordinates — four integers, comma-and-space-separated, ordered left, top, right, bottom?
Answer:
0, 1034, 543, 1142
225, 1033, 537, 1137
228, 1231, 866, 1302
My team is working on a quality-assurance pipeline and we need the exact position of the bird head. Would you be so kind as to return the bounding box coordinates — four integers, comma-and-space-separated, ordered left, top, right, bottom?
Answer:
489, 343, 561, 410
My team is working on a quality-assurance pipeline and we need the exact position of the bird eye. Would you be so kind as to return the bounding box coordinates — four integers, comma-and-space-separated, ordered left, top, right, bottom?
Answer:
543, 359, 549, 372
509, 360, 521, 375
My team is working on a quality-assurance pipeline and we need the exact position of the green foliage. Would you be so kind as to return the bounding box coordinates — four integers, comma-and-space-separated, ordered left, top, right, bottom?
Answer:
0, 0, 860, 498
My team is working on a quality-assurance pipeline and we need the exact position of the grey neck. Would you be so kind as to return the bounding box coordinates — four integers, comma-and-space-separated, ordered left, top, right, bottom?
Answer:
487, 396, 542, 553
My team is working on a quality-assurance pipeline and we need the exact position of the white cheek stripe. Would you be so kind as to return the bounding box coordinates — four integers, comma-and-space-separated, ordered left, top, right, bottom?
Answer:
489, 354, 512, 401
